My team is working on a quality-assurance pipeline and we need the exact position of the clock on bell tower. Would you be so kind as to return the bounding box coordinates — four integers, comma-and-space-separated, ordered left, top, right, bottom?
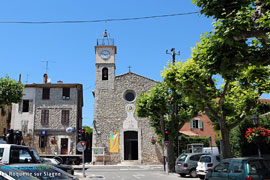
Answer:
94, 29, 117, 90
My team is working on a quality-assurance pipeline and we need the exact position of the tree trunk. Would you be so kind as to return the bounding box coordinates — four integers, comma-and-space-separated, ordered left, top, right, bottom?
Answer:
220, 125, 232, 158
167, 134, 176, 172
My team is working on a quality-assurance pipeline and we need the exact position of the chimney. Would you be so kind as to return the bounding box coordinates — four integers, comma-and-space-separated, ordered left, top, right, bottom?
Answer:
43, 74, 48, 84
18, 73, 21, 84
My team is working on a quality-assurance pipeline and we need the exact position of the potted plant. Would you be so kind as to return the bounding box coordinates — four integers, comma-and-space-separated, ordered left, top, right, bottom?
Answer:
50, 138, 57, 145
245, 126, 270, 143
151, 138, 157, 145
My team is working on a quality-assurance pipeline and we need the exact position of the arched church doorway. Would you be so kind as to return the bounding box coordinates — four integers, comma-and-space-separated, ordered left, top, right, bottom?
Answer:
124, 131, 138, 160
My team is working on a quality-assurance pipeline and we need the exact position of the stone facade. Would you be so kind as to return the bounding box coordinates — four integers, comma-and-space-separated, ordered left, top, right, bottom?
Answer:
31, 84, 83, 155
10, 82, 83, 155
92, 35, 163, 165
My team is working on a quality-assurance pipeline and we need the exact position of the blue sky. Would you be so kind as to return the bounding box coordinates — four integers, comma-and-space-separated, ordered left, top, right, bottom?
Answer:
0, 0, 216, 127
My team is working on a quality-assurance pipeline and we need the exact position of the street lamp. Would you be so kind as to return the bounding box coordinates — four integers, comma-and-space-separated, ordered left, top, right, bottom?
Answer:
251, 114, 259, 126
251, 113, 261, 157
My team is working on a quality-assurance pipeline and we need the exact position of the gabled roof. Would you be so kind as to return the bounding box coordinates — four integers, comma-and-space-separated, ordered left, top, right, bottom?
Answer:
115, 72, 157, 83
258, 99, 270, 103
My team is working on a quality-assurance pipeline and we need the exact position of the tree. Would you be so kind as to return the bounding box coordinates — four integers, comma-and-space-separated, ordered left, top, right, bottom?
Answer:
136, 81, 198, 171
82, 126, 93, 135
0, 76, 23, 109
162, 0, 270, 158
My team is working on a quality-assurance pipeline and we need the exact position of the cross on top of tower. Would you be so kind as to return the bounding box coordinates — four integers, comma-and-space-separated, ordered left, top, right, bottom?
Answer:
128, 65, 131, 72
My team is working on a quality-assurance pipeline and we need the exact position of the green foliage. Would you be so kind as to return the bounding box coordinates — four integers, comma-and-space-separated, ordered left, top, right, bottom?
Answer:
0, 76, 24, 108
83, 126, 93, 135
136, 81, 199, 138
229, 126, 241, 157
161, 0, 270, 158
230, 103, 270, 157
136, 79, 199, 171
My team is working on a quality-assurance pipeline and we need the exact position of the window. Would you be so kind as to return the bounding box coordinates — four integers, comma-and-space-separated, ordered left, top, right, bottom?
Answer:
200, 156, 211, 163
190, 119, 203, 129
62, 88, 70, 100
61, 110, 69, 125
0, 148, 4, 161
10, 148, 34, 163
124, 90, 136, 102
19, 99, 33, 113
102, 68, 108, 80
214, 162, 229, 172
232, 161, 244, 173
22, 100, 29, 112
39, 135, 47, 148
190, 155, 201, 161
41, 110, 49, 125
42, 88, 50, 99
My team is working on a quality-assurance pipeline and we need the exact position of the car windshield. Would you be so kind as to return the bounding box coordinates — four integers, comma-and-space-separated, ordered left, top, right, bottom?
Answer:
14, 165, 74, 180
177, 154, 187, 162
29, 148, 42, 163
200, 156, 211, 163
0, 166, 38, 180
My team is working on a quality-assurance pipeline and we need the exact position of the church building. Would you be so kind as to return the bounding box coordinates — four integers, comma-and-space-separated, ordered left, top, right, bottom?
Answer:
92, 31, 163, 165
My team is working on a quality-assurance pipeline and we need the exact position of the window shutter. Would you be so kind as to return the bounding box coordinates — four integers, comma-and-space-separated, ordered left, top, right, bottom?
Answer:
29, 100, 33, 113
190, 120, 193, 129
18, 101, 23, 113
199, 120, 203, 129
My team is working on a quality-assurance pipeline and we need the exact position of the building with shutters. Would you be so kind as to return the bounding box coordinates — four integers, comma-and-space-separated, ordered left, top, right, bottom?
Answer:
92, 31, 163, 165
10, 75, 83, 155
180, 113, 217, 146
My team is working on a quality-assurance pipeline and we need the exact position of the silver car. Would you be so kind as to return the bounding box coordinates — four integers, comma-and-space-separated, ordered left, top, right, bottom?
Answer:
175, 153, 208, 178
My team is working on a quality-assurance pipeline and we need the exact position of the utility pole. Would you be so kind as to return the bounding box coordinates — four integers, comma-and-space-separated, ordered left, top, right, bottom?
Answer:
166, 48, 180, 65
165, 48, 180, 173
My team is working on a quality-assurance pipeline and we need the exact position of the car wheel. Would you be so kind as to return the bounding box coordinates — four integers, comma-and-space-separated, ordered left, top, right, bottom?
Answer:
199, 175, 205, 180
179, 173, 186, 177
189, 169, 197, 178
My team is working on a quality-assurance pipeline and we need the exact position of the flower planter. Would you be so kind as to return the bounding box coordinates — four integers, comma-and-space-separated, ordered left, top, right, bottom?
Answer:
151, 139, 157, 145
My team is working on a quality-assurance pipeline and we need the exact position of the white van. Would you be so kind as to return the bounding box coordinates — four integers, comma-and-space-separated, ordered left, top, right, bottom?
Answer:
202, 147, 219, 154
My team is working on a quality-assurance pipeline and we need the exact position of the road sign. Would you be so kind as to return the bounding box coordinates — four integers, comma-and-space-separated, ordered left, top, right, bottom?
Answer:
41, 130, 47, 135
76, 142, 86, 152
80, 141, 86, 147
164, 141, 169, 147
215, 130, 222, 140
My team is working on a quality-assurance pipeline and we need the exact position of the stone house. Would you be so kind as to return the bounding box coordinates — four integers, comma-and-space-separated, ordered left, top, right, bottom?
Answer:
11, 75, 83, 155
92, 31, 163, 165
11, 87, 36, 146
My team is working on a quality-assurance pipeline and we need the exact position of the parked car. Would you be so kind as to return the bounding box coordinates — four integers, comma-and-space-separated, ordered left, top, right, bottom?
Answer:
196, 154, 221, 179
205, 157, 270, 180
42, 157, 74, 175
10, 164, 78, 180
175, 153, 208, 178
0, 164, 39, 180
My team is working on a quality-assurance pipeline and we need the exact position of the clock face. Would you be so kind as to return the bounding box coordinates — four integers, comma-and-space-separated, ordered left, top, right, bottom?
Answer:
100, 50, 110, 60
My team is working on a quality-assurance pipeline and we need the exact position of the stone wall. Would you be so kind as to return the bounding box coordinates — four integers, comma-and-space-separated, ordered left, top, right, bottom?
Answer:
93, 72, 163, 164
33, 87, 80, 154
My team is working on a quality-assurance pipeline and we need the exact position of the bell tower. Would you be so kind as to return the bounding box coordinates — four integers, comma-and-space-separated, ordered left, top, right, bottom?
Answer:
95, 30, 117, 90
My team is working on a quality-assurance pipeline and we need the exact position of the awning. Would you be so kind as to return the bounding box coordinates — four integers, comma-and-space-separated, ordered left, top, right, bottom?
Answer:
180, 131, 199, 137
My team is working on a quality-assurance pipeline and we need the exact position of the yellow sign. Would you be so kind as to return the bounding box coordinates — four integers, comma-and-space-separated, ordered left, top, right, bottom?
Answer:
110, 131, 119, 153
215, 130, 222, 140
